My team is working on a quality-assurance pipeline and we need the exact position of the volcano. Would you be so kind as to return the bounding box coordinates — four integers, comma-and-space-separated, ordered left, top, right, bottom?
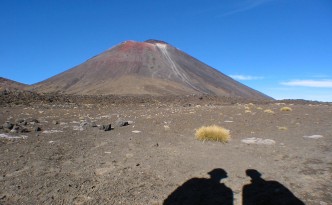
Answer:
31, 40, 271, 99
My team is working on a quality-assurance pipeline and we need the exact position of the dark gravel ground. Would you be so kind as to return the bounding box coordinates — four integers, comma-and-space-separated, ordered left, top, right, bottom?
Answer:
0, 91, 331, 205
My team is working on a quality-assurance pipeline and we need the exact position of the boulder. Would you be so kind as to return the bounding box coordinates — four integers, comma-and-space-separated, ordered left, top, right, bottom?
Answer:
100, 124, 112, 131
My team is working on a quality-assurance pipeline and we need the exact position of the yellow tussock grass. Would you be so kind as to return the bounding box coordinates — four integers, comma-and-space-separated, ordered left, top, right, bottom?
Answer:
195, 125, 230, 143
280, 107, 292, 111
277, 126, 288, 130
264, 109, 275, 114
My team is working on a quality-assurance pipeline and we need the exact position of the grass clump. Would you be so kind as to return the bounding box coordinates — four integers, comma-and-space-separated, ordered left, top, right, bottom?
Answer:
277, 126, 288, 130
264, 109, 275, 114
195, 125, 230, 143
280, 107, 292, 111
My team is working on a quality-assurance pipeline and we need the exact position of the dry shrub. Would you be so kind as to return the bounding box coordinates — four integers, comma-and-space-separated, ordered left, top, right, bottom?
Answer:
195, 125, 230, 143
264, 109, 275, 114
277, 126, 288, 130
280, 107, 292, 111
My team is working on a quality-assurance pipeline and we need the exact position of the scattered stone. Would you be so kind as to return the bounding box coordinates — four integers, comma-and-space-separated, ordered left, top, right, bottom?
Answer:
164, 125, 170, 130
115, 119, 129, 127
3, 122, 14, 130
27, 118, 39, 124
11, 125, 29, 133
90, 122, 98, 127
52, 120, 59, 125
242, 137, 276, 145
15, 119, 25, 124
303, 135, 323, 139
34, 127, 42, 132
42, 130, 63, 134
183, 103, 192, 107
19, 120, 28, 126
80, 121, 88, 127
100, 124, 112, 131
0, 133, 28, 139
73, 126, 84, 131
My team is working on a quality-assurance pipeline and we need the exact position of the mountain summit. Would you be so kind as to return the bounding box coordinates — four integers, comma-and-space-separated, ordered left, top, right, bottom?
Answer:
31, 40, 271, 99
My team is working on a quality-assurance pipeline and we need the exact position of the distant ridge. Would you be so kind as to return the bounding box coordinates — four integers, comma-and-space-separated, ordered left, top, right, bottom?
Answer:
30, 40, 272, 100
0, 77, 27, 91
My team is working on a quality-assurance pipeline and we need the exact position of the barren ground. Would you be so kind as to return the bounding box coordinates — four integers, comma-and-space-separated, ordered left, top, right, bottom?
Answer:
0, 97, 331, 205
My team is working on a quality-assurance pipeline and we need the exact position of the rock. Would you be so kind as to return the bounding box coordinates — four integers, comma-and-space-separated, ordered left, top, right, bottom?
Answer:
73, 126, 84, 131
19, 120, 28, 126
115, 119, 129, 127
80, 121, 88, 127
52, 120, 59, 125
15, 119, 25, 124
11, 125, 29, 133
100, 124, 112, 131
3, 122, 14, 130
303, 135, 323, 139
241, 137, 275, 145
34, 127, 42, 132
27, 118, 39, 124
183, 103, 192, 107
91, 122, 97, 127
0, 125, 3, 130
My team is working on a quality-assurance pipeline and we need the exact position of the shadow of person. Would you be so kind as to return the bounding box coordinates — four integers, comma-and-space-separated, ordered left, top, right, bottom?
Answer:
242, 169, 305, 205
163, 168, 233, 205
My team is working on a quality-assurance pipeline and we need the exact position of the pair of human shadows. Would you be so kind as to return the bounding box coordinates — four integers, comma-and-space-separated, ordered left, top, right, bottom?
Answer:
163, 169, 305, 205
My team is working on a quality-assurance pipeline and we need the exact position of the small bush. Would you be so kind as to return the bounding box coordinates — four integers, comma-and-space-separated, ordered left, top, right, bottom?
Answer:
195, 125, 230, 143
264, 109, 275, 114
280, 107, 292, 111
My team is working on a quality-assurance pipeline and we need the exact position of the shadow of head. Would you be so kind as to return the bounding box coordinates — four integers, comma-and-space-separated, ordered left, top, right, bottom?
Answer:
246, 169, 262, 180
208, 168, 228, 182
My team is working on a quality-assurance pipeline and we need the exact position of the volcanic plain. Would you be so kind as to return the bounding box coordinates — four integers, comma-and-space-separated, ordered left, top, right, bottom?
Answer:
0, 92, 331, 205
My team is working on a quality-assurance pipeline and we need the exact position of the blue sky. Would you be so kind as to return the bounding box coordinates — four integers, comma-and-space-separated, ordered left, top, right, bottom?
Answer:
1, 0, 332, 101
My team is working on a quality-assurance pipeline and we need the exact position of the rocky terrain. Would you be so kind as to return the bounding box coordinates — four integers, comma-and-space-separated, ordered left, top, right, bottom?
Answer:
0, 92, 331, 205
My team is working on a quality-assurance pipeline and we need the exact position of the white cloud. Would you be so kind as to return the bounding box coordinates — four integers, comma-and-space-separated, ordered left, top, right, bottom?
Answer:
222, 0, 274, 16
230, 75, 264, 80
281, 80, 332, 88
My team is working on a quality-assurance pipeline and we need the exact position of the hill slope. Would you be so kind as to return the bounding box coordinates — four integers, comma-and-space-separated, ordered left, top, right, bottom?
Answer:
0, 77, 28, 91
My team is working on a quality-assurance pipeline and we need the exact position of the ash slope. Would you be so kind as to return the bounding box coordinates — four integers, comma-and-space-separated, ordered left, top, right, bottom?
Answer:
31, 40, 271, 100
